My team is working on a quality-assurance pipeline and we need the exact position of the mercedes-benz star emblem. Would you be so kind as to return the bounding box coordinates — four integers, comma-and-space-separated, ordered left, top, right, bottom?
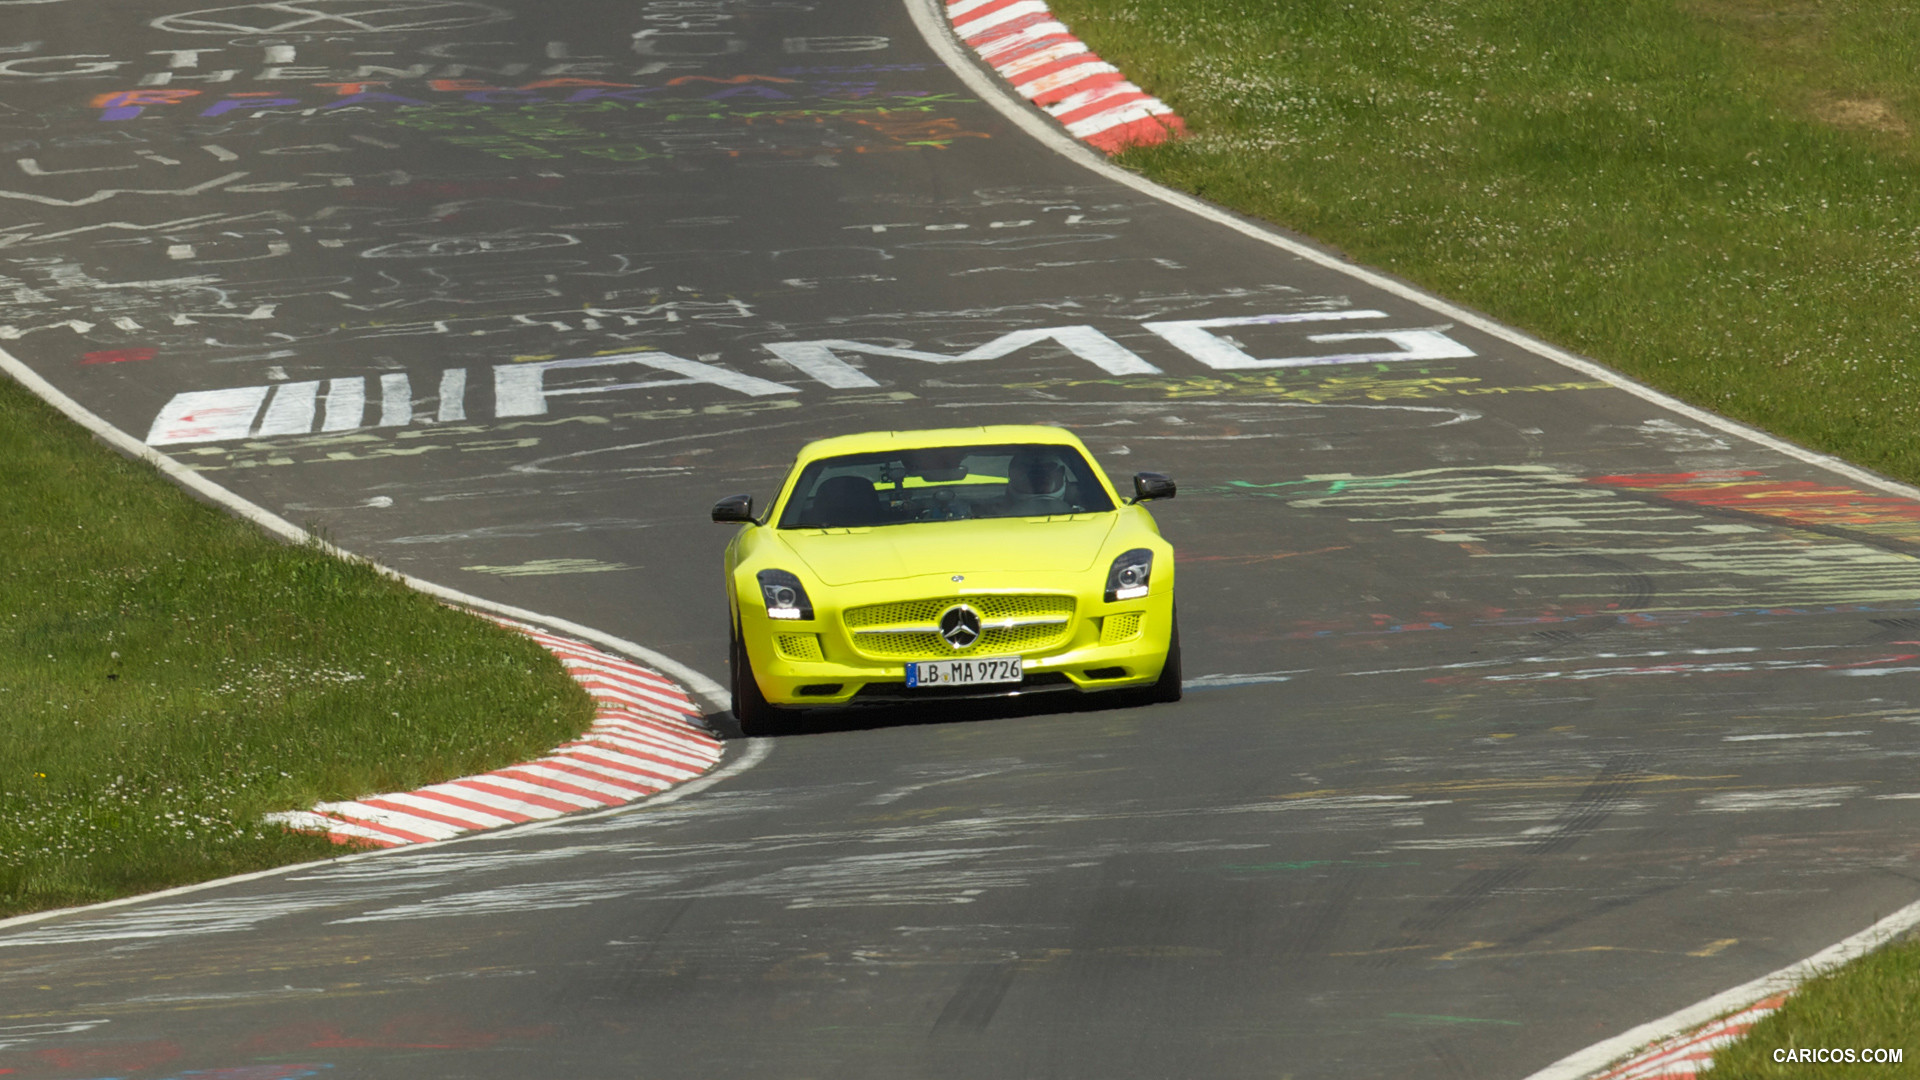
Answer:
937, 604, 982, 650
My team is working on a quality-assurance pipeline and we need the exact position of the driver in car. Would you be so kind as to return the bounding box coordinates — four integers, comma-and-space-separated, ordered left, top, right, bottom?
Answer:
1003, 451, 1074, 516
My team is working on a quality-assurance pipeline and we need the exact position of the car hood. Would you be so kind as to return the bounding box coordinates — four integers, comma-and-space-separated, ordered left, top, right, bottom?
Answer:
780, 516, 1118, 586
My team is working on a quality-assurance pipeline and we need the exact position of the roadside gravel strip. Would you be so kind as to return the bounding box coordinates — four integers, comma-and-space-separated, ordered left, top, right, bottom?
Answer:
944, 0, 1183, 151
264, 619, 722, 848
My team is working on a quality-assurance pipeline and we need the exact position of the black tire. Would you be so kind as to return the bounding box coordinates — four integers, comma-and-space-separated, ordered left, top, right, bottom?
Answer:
730, 623, 774, 732
1136, 608, 1183, 705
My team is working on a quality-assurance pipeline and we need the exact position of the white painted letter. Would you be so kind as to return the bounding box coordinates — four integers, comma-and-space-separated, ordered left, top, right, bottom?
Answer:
146, 386, 268, 445
256, 380, 318, 436
764, 324, 1159, 389
493, 352, 796, 418
379, 373, 411, 427
631, 29, 744, 56
437, 367, 467, 422
782, 36, 890, 53
1144, 310, 1475, 369
0, 55, 127, 77
322, 377, 365, 431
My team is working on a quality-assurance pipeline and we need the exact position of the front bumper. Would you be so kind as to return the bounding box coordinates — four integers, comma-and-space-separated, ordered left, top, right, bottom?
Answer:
739, 581, 1174, 708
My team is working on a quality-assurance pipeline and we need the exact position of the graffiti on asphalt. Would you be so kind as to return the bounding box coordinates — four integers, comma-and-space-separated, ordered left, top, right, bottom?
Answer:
1591, 470, 1920, 548
1225, 465, 1920, 612
141, 311, 1483, 444
1012, 369, 1608, 404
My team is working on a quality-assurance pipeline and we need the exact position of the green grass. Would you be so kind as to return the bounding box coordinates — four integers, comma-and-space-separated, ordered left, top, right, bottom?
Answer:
1048, 0, 1920, 483
0, 374, 596, 918
1042, 0, 1920, 1062
1709, 936, 1919, 1077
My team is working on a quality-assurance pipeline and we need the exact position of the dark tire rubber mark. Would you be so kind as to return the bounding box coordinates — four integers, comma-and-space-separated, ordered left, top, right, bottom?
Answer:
1573, 553, 1658, 613
1859, 617, 1920, 645
932, 962, 1018, 1034
1499, 555, 1655, 661
1497, 882, 1684, 952
1392, 754, 1653, 941
1279, 867, 1363, 964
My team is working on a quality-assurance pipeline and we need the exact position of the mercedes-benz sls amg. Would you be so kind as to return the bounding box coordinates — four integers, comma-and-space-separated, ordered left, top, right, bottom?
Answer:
713, 425, 1179, 726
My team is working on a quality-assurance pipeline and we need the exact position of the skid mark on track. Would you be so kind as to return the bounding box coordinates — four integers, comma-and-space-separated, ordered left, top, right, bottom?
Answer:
1277, 867, 1364, 963
1391, 755, 1650, 939
931, 961, 1019, 1033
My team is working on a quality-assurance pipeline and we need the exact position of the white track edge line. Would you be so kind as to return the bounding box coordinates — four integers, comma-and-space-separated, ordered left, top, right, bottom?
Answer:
905, 0, 1920, 1073
0, 342, 767, 933
905, 0, 1920, 505
1520, 898, 1920, 1079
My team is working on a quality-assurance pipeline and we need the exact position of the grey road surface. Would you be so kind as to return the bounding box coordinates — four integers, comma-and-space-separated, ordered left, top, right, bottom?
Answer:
3, 1, 1919, 1077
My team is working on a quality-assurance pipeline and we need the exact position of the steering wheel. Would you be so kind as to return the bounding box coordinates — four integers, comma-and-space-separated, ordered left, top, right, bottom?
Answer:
915, 488, 969, 520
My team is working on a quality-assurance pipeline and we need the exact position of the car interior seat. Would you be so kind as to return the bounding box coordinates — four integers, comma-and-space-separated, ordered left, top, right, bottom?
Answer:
812, 474, 882, 525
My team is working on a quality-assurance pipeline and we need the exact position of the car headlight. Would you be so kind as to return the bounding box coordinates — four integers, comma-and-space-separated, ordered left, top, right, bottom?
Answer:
757, 569, 814, 620
1105, 548, 1153, 602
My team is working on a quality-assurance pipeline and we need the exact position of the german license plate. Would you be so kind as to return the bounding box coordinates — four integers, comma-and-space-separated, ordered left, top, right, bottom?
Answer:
905, 656, 1023, 688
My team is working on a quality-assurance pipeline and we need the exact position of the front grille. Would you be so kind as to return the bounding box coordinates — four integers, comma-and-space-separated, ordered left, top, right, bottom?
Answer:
846, 594, 1077, 627
844, 594, 1077, 660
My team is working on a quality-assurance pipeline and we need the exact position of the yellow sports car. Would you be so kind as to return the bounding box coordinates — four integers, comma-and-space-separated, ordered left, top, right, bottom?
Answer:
712, 425, 1180, 726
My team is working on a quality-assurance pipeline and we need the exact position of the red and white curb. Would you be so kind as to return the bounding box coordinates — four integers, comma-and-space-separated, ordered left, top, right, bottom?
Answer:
945, 0, 1185, 153
1525, 901, 1920, 1080
1589, 995, 1786, 1079
264, 618, 722, 847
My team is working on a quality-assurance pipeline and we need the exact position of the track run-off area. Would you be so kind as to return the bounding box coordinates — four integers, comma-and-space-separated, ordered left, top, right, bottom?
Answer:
3, 0, 1920, 1077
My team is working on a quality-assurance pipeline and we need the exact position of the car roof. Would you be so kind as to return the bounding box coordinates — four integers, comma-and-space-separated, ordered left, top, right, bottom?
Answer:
793, 425, 1090, 463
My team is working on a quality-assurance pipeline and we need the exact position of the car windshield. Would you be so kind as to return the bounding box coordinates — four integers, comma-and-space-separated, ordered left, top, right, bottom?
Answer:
777, 443, 1116, 529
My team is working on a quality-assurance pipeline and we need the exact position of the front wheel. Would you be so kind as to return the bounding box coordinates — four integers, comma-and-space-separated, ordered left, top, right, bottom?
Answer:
730, 624, 774, 731
1133, 607, 1182, 705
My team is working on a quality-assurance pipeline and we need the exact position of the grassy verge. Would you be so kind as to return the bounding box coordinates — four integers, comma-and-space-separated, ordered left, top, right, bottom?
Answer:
1709, 935, 1919, 1076
0, 374, 596, 918
1048, 0, 1920, 484
1040, 0, 1920, 1063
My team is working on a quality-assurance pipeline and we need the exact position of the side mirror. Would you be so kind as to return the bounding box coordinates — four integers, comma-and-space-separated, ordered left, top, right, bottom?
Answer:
1131, 472, 1176, 503
711, 493, 755, 523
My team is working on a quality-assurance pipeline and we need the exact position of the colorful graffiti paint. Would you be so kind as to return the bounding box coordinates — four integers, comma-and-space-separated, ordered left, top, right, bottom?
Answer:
1592, 471, 1920, 548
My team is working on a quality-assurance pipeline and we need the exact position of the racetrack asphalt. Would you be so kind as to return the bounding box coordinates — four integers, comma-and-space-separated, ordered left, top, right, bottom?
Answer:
3, 1, 1920, 1077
